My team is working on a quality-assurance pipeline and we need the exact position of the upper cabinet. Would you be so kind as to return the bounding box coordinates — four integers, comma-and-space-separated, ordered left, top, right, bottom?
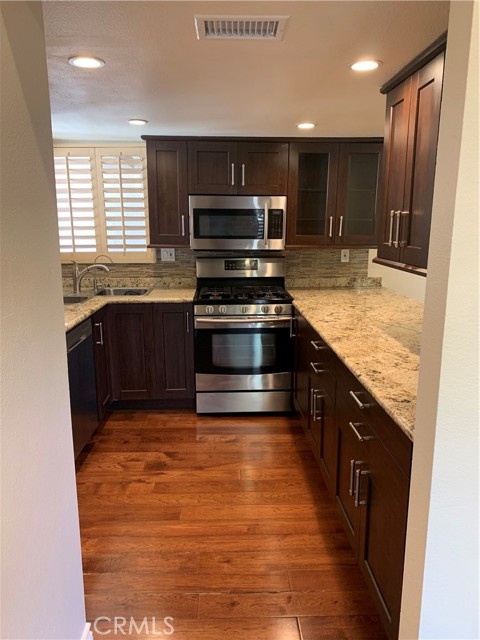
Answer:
287, 141, 382, 247
188, 140, 288, 195
146, 140, 189, 247
375, 36, 446, 274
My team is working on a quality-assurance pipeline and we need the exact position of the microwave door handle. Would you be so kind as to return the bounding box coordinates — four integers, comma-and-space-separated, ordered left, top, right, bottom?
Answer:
264, 201, 269, 248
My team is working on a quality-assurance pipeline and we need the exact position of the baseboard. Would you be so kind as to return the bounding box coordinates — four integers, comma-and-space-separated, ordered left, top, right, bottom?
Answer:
81, 623, 94, 640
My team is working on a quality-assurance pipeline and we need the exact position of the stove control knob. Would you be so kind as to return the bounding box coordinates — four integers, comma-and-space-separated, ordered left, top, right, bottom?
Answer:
241, 305, 248, 314
274, 305, 283, 315
219, 305, 227, 314
261, 305, 270, 314
206, 305, 215, 315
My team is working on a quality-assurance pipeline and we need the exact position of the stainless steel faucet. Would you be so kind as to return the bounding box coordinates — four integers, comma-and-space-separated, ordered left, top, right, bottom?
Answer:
72, 261, 110, 294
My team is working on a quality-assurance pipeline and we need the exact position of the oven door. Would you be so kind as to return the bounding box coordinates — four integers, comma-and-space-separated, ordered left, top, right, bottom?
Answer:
194, 316, 293, 391
189, 195, 286, 251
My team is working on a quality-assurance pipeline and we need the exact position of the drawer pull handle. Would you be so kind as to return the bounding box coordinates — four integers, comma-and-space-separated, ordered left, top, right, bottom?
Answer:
349, 390, 366, 409
348, 421, 373, 442
310, 340, 327, 351
310, 362, 325, 374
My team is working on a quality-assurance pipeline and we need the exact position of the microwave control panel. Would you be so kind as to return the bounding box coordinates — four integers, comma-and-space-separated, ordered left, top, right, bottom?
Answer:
268, 210, 284, 239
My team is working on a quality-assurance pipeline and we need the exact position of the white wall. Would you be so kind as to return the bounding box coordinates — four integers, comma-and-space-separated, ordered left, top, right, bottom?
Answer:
400, 2, 479, 638
368, 250, 426, 302
0, 4, 87, 639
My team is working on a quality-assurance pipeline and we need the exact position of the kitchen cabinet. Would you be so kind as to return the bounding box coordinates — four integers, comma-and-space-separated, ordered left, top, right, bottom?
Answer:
287, 141, 382, 247
335, 359, 412, 640
92, 307, 111, 420
375, 41, 445, 273
145, 140, 189, 247
153, 303, 195, 400
293, 310, 337, 495
108, 304, 156, 401
188, 140, 288, 195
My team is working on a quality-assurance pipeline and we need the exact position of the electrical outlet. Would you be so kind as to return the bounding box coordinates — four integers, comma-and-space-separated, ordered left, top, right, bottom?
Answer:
160, 248, 175, 262
340, 249, 350, 263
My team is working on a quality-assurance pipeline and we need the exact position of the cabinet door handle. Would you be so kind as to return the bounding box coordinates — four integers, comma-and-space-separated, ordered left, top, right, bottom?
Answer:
181, 215, 185, 237
354, 467, 369, 507
338, 215, 344, 238
185, 312, 190, 334
349, 390, 366, 409
94, 321, 104, 346
388, 210, 395, 246
231, 163, 235, 186
289, 317, 296, 338
310, 362, 325, 374
349, 459, 356, 496
241, 163, 246, 187
400, 210, 410, 247
393, 210, 401, 248
313, 391, 322, 422
310, 340, 327, 351
310, 388, 314, 416
329, 216, 333, 238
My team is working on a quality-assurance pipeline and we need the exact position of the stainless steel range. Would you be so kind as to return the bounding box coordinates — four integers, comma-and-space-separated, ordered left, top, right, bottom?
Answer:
194, 256, 294, 414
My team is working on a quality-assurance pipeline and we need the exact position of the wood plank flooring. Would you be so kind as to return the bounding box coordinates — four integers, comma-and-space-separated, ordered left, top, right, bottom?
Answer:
76, 411, 386, 639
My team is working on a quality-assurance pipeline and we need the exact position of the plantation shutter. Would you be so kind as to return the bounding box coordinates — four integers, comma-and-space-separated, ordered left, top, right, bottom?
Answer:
97, 149, 149, 253
54, 150, 98, 253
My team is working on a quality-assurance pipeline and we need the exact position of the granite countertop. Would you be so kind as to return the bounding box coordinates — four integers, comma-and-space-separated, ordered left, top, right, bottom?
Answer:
291, 288, 424, 441
64, 288, 195, 332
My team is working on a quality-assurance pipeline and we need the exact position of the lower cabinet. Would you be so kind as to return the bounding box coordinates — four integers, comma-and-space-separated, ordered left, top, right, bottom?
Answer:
294, 310, 412, 640
97, 302, 194, 406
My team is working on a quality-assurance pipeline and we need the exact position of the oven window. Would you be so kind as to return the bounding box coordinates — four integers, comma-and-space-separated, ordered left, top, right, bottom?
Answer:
212, 334, 276, 369
195, 209, 263, 239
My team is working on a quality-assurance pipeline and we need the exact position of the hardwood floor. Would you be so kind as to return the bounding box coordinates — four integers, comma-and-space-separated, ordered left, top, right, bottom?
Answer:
76, 411, 386, 639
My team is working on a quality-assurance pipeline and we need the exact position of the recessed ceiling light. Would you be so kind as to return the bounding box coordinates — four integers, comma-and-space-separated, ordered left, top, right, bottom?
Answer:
68, 56, 105, 69
128, 119, 148, 126
350, 60, 381, 72
297, 122, 316, 130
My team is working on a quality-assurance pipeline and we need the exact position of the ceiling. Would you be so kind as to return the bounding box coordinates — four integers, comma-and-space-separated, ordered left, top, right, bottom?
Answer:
43, 1, 450, 142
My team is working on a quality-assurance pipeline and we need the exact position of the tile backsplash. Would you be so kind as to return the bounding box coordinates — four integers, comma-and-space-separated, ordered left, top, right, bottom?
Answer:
62, 248, 380, 291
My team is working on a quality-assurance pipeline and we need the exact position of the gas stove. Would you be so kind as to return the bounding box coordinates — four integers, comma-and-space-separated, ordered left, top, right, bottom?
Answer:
194, 256, 292, 317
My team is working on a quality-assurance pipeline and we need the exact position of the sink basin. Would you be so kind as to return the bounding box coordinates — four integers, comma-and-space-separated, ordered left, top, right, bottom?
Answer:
95, 287, 152, 297
63, 295, 89, 304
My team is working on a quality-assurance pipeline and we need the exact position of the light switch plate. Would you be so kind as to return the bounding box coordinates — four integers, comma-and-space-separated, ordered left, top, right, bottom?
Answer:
160, 248, 175, 262
340, 249, 350, 263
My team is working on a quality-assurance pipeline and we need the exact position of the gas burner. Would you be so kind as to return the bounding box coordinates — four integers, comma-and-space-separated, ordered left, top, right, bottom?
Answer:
198, 286, 232, 301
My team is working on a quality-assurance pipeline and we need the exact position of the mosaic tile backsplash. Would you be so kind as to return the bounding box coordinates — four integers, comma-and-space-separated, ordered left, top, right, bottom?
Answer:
62, 248, 380, 292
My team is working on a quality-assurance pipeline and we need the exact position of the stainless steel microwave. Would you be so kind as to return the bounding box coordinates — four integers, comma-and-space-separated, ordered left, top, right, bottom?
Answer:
189, 195, 287, 251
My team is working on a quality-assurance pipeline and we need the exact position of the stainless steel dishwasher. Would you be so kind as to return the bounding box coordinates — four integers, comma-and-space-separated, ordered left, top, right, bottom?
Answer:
66, 319, 98, 459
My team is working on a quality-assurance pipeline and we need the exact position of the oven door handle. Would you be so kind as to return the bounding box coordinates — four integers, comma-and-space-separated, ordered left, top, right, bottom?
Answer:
195, 317, 291, 330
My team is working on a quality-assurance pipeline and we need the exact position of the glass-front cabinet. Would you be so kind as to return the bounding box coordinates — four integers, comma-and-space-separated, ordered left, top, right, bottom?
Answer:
287, 141, 382, 247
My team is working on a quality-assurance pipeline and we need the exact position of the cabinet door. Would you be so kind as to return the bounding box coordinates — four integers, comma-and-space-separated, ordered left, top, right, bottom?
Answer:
377, 78, 412, 262
146, 141, 188, 246
335, 142, 382, 246
237, 142, 288, 195
401, 51, 444, 269
92, 307, 111, 420
153, 303, 195, 400
358, 438, 410, 640
108, 305, 156, 401
293, 312, 311, 432
287, 143, 339, 246
317, 371, 337, 496
188, 141, 238, 194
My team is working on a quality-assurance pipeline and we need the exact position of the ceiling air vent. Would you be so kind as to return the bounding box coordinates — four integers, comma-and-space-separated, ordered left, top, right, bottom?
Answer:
194, 15, 289, 41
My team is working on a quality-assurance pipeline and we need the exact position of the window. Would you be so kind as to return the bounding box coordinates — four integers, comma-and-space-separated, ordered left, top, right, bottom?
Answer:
53, 146, 154, 263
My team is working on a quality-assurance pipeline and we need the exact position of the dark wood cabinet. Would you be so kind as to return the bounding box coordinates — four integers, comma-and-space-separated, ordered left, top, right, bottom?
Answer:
153, 303, 195, 400
188, 140, 288, 195
376, 46, 445, 273
145, 140, 189, 247
108, 304, 156, 401
287, 142, 382, 247
92, 307, 111, 420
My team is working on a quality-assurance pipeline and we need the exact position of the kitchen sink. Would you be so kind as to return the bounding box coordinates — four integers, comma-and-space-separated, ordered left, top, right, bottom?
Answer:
63, 295, 90, 304
95, 287, 152, 296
